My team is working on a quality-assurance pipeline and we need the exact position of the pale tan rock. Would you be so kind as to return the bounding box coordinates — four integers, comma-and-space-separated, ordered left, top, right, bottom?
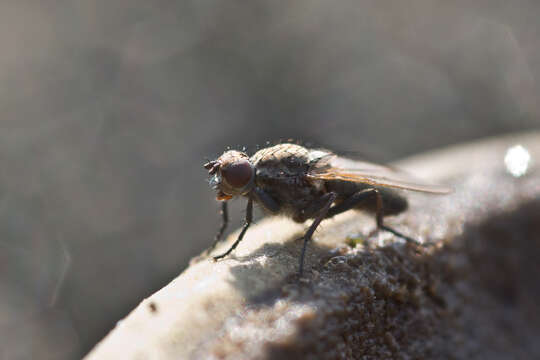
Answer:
86, 132, 540, 360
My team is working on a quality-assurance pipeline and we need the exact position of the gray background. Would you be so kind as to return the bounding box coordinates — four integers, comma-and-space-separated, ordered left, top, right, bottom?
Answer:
0, 1, 539, 359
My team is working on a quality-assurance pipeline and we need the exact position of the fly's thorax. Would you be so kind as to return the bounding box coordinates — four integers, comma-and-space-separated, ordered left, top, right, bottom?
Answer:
251, 143, 310, 164
246, 145, 327, 216
248, 144, 332, 208
251, 143, 311, 179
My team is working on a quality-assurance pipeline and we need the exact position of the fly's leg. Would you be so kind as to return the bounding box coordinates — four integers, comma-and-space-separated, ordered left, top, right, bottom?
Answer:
206, 201, 229, 254
372, 189, 420, 245
299, 192, 337, 276
326, 188, 421, 246
213, 197, 253, 260
325, 188, 376, 218
253, 187, 280, 213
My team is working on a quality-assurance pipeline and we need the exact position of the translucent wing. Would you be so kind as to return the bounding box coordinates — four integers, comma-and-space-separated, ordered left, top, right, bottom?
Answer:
307, 153, 452, 194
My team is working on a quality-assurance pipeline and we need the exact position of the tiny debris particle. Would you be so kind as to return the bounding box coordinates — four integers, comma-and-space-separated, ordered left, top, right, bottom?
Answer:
346, 235, 365, 248
148, 302, 158, 313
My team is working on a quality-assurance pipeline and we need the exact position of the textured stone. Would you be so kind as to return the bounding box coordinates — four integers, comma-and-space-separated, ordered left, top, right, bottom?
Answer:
86, 132, 540, 359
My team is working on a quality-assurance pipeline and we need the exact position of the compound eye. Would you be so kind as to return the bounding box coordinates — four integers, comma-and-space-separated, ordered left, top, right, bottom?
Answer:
221, 159, 253, 188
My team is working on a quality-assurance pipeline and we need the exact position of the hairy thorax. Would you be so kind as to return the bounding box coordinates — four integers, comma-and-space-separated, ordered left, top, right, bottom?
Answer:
250, 144, 326, 219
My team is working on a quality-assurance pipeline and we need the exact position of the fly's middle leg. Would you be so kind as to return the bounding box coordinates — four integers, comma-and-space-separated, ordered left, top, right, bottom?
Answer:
371, 189, 421, 246
298, 192, 337, 276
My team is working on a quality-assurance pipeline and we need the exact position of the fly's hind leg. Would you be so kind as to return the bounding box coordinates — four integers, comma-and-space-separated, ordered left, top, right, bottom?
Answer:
372, 190, 422, 246
326, 188, 422, 246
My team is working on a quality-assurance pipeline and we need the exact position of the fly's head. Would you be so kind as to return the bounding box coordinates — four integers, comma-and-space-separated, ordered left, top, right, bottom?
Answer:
204, 150, 255, 201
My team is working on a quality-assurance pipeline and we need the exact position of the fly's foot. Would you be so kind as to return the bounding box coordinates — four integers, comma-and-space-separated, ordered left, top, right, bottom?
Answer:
380, 224, 420, 245
212, 253, 228, 262
373, 224, 435, 249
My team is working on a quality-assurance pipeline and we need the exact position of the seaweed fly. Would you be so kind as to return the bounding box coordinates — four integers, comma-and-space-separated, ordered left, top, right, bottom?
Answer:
204, 143, 451, 275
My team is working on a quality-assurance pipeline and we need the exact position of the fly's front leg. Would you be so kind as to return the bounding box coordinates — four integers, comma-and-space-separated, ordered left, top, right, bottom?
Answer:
326, 188, 421, 245
206, 201, 229, 254
299, 192, 337, 276
213, 197, 253, 261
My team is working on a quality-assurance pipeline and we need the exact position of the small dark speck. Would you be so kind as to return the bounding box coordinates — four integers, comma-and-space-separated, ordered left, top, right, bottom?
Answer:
148, 302, 158, 313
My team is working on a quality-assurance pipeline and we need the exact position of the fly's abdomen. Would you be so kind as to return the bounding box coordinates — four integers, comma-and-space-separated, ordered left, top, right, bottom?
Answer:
378, 188, 408, 216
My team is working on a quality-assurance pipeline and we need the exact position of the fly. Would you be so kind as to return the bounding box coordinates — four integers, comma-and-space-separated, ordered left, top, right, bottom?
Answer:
203, 143, 451, 276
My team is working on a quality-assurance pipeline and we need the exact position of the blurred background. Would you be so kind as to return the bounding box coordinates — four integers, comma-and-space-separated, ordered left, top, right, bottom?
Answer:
1, 1, 539, 358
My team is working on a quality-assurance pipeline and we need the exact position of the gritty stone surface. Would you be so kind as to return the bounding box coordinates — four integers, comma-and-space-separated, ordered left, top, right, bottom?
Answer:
86, 132, 540, 360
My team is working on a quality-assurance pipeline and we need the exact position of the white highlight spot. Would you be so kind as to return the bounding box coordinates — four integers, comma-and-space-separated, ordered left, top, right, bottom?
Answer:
308, 150, 330, 162
504, 145, 531, 177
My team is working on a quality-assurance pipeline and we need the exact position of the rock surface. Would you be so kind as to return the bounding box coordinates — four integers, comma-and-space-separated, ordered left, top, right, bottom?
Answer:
85, 132, 540, 359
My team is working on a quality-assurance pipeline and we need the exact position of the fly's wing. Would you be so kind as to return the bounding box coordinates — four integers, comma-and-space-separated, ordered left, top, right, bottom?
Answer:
307, 153, 452, 194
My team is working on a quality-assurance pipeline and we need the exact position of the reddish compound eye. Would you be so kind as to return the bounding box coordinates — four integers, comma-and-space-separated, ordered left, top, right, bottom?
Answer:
221, 159, 253, 188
